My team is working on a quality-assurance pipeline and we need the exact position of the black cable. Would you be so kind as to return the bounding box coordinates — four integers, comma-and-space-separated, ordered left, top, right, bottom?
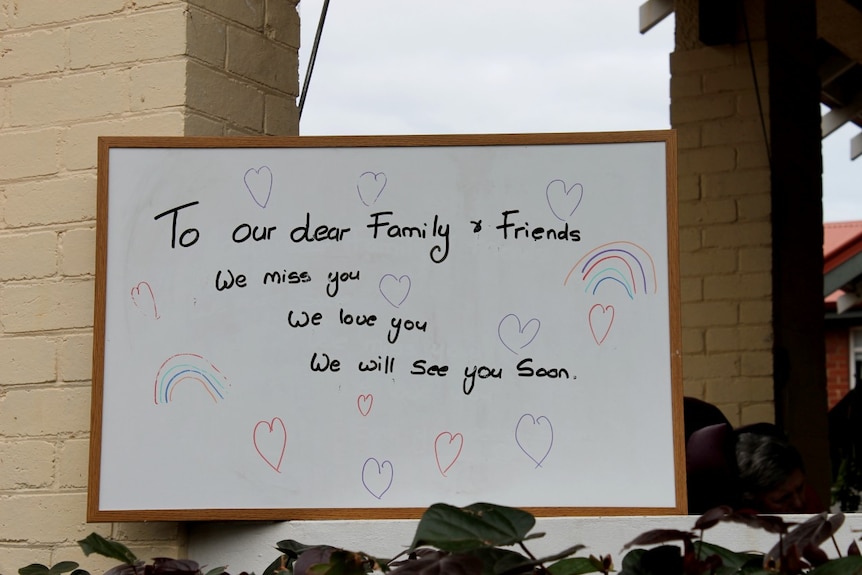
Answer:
299, 0, 330, 121
740, 0, 773, 170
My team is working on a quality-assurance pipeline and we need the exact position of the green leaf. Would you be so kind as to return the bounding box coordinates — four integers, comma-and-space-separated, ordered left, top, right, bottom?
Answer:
547, 557, 602, 575
694, 541, 758, 571
808, 556, 862, 575
49, 563, 81, 575
203, 567, 227, 575
409, 503, 536, 553
19, 564, 51, 575
78, 533, 138, 564
71, 570, 90, 575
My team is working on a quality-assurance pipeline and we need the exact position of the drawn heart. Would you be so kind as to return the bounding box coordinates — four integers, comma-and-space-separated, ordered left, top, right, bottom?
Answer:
545, 179, 584, 221
497, 314, 540, 355
589, 304, 615, 345
357, 394, 373, 416
515, 414, 554, 468
434, 431, 464, 477
244, 166, 273, 208
361, 457, 393, 499
356, 171, 387, 206
130, 281, 160, 319
253, 417, 287, 473
379, 274, 411, 308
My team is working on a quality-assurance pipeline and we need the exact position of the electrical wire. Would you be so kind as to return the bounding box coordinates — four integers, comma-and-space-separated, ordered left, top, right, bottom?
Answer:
299, 0, 330, 121
740, 0, 773, 170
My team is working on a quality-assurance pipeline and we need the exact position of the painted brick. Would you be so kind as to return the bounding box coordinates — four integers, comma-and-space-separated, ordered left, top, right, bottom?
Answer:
0, 548, 52, 575
705, 377, 772, 403
56, 439, 88, 488
0, 493, 111, 542
682, 301, 739, 327
678, 197, 737, 226
678, 146, 736, 175
742, 351, 773, 377
0, 28, 66, 80
133, 0, 184, 8
0, 387, 90, 436
670, 46, 735, 74
738, 246, 771, 273
683, 353, 741, 379
678, 227, 702, 251
703, 222, 771, 248
702, 167, 772, 200
58, 333, 93, 382
703, 66, 769, 94
264, 93, 297, 135
669, 72, 702, 99
130, 59, 187, 112
736, 194, 771, 222
69, 7, 186, 70
702, 117, 766, 146
187, 61, 264, 131
0, 128, 60, 180
671, 94, 736, 124
740, 301, 771, 324
59, 227, 95, 277
0, 280, 94, 333
0, 231, 57, 280
225, 24, 298, 94
675, 124, 701, 150
677, 174, 700, 201
706, 325, 773, 352
703, 272, 772, 300
734, 40, 768, 66
682, 327, 705, 354
683, 380, 706, 399
0, 83, 8, 127
0, 2, 8, 30
736, 142, 770, 170
3, 174, 96, 227
680, 277, 703, 302
265, 0, 300, 48
737, 90, 771, 117
740, 402, 775, 426
9, 70, 131, 127
61, 112, 186, 170
0, 335, 56, 385
114, 522, 182, 541
679, 248, 737, 276
185, 112, 226, 136
8, 1, 125, 28
189, 0, 265, 30
187, 6, 226, 67
0, 441, 55, 489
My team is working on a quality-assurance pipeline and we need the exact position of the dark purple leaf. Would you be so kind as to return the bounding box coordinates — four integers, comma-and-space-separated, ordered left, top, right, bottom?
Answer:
692, 506, 734, 531
389, 555, 483, 575
294, 547, 338, 575
849, 540, 861, 556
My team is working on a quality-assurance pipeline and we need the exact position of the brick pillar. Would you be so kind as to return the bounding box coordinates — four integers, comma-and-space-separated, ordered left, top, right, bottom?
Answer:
672, 0, 775, 426
0, 1, 298, 569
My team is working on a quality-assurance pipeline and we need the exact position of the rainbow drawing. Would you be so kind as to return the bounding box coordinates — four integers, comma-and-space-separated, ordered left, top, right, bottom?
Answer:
153, 353, 229, 405
565, 241, 658, 299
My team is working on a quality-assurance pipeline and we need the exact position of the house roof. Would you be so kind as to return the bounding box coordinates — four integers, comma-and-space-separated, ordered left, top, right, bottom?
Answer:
824, 221, 862, 308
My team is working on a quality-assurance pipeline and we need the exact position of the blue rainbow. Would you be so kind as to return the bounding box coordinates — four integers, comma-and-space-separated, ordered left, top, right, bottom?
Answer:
154, 353, 228, 405
565, 241, 657, 298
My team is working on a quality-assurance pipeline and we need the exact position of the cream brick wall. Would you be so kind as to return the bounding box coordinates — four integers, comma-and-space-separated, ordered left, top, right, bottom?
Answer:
0, 0, 299, 570
672, 4, 774, 427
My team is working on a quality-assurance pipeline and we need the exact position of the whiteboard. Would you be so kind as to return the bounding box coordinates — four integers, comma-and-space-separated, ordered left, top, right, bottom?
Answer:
88, 132, 684, 521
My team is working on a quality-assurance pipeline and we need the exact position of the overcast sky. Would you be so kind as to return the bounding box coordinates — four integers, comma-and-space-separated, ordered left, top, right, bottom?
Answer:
297, 0, 861, 223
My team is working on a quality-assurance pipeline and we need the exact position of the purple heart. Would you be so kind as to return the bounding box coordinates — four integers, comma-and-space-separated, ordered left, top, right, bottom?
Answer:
497, 314, 541, 355
361, 458, 393, 499
379, 274, 411, 308
244, 166, 273, 208
357, 171, 387, 206
515, 414, 554, 468
546, 179, 583, 221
